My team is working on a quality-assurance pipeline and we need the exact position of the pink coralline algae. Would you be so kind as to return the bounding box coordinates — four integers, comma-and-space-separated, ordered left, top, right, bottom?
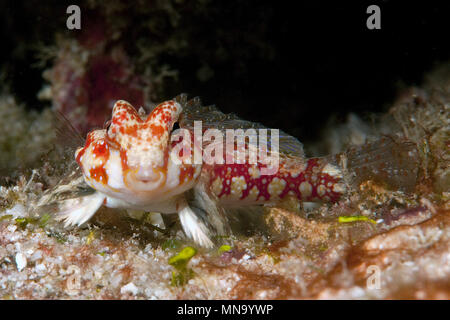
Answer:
42, 15, 150, 135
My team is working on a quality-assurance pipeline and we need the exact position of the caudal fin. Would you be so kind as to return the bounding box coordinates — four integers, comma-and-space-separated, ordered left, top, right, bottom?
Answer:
337, 136, 420, 192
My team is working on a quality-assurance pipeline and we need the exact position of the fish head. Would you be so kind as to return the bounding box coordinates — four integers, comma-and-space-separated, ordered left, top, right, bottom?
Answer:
75, 99, 201, 204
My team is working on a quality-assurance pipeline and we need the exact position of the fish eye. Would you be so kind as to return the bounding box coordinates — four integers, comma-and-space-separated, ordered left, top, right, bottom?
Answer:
104, 120, 112, 130
171, 122, 180, 133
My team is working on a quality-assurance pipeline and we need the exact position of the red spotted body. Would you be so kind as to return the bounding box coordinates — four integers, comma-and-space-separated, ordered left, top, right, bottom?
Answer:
208, 158, 344, 206
63, 95, 351, 248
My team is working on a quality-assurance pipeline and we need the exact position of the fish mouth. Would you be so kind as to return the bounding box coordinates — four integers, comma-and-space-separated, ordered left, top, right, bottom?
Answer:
125, 166, 167, 192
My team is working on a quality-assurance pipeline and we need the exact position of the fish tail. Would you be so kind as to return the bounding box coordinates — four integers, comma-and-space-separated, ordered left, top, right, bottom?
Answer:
336, 136, 420, 192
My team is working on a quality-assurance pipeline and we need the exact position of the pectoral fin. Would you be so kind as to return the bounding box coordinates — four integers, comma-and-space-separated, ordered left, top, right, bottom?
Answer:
178, 180, 231, 248
56, 191, 106, 227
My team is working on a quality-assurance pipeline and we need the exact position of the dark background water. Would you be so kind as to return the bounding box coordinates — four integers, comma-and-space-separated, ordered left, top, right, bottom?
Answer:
0, 0, 448, 144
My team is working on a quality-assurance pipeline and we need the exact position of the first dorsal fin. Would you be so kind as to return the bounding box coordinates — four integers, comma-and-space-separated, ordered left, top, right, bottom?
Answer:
175, 94, 305, 158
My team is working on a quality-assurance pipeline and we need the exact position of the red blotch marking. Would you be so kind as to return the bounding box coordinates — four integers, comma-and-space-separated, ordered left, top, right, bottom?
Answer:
149, 124, 165, 139
124, 124, 139, 137
92, 141, 109, 159
89, 140, 110, 185
179, 165, 195, 183
90, 166, 109, 184
76, 132, 95, 166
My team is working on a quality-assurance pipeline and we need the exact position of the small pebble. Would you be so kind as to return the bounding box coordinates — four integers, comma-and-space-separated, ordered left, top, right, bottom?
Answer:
15, 253, 27, 272
35, 263, 46, 273
121, 282, 139, 295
